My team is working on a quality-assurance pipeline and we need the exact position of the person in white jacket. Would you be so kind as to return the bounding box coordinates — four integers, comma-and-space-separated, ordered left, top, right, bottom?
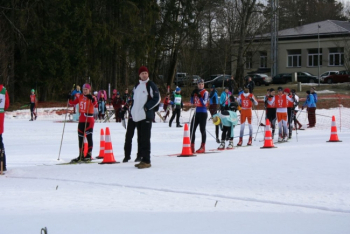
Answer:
131, 66, 161, 169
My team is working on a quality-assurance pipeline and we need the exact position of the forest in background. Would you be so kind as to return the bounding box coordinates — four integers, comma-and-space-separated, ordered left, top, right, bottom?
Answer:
0, 0, 348, 102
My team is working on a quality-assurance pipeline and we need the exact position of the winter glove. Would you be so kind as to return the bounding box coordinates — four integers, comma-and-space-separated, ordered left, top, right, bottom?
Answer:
67, 94, 73, 100
196, 90, 202, 98
85, 94, 94, 101
191, 89, 198, 98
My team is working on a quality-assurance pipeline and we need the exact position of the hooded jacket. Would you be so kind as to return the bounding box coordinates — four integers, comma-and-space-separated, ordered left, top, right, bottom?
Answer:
131, 79, 161, 122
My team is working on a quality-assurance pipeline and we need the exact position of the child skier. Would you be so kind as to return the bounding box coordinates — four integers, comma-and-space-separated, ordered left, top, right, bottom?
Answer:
68, 83, 96, 162
169, 87, 183, 127
93, 91, 99, 120
98, 92, 107, 121
212, 110, 238, 150
236, 88, 258, 146
163, 93, 171, 121
0, 84, 10, 172
112, 91, 123, 122
29, 89, 37, 121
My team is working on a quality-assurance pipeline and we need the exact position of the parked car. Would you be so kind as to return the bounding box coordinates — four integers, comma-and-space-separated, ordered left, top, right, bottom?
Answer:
206, 74, 231, 88
173, 73, 187, 86
244, 74, 272, 86
319, 71, 339, 80
322, 70, 350, 84
295, 72, 320, 83
173, 74, 200, 87
279, 72, 319, 83
272, 73, 292, 84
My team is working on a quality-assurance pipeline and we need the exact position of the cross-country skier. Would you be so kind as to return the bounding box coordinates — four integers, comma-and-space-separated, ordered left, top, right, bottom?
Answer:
291, 89, 302, 130
190, 78, 209, 153
69, 83, 96, 162
163, 93, 171, 121
29, 89, 37, 121
209, 85, 220, 143
93, 91, 99, 120
220, 87, 230, 111
169, 87, 183, 128
268, 87, 294, 142
212, 110, 238, 150
98, 92, 107, 121
265, 88, 277, 139
0, 84, 10, 172
112, 91, 123, 122
285, 88, 295, 139
236, 88, 258, 146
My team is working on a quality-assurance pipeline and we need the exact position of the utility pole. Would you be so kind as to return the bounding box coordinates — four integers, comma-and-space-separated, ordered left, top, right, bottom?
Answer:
318, 24, 321, 87
270, 0, 279, 78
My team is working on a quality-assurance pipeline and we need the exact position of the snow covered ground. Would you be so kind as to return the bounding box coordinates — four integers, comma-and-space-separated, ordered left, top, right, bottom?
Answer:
1, 107, 350, 234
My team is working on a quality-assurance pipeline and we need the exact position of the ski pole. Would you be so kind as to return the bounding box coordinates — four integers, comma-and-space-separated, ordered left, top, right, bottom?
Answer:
20, 104, 29, 109
254, 109, 265, 141
206, 129, 217, 141
190, 109, 196, 143
58, 84, 75, 160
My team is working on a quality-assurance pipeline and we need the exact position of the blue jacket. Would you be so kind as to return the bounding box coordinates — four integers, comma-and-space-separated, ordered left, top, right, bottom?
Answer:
220, 92, 230, 107
303, 94, 316, 108
213, 111, 238, 138
209, 90, 218, 105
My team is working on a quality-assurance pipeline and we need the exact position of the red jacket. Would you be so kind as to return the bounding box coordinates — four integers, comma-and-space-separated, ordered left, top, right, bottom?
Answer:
0, 85, 10, 134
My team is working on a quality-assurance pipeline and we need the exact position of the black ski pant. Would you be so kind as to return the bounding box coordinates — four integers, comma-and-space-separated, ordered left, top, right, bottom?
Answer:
221, 126, 233, 141
266, 108, 277, 136
0, 134, 6, 169
30, 103, 36, 119
136, 119, 152, 164
190, 112, 207, 144
124, 118, 137, 159
78, 120, 94, 156
169, 108, 181, 126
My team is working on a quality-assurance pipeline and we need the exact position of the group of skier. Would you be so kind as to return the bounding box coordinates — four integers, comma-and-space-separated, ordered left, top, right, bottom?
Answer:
11, 68, 318, 171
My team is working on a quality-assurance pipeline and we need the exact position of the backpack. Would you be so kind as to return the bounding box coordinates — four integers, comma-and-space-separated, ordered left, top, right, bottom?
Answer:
134, 80, 160, 112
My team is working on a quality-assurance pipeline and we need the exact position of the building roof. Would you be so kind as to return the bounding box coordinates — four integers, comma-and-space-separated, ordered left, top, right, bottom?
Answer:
261, 20, 350, 39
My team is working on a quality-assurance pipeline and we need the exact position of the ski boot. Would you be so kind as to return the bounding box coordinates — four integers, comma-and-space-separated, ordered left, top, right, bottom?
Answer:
216, 138, 220, 143
191, 144, 195, 153
29, 119, 33, 121
196, 143, 205, 153
283, 134, 289, 142
218, 141, 225, 150
176, 124, 183, 128
35, 115, 37, 120
278, 135, 283, 142
82, 153, 92, 162
226, 140, 234, 149
169, 121, 172, 127
247, 136, 253, 146
237, 137, 243, 146
70, 154, 84, 163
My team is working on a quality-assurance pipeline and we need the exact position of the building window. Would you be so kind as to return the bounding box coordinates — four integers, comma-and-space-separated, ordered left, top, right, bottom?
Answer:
329, 47, 344, 66
287, 49, 301, 67
308, 48, 322, 67
245, 52, 252, 69
259, 51, 267, 68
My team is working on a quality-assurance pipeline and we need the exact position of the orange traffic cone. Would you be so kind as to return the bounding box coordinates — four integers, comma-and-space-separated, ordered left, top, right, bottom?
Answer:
178, 123, 196, 157
327, 116, 342, 142
260, 119, 277, 149
99, 127, 119, 164
83, 134, 88, 156
96, 128, 105, 159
